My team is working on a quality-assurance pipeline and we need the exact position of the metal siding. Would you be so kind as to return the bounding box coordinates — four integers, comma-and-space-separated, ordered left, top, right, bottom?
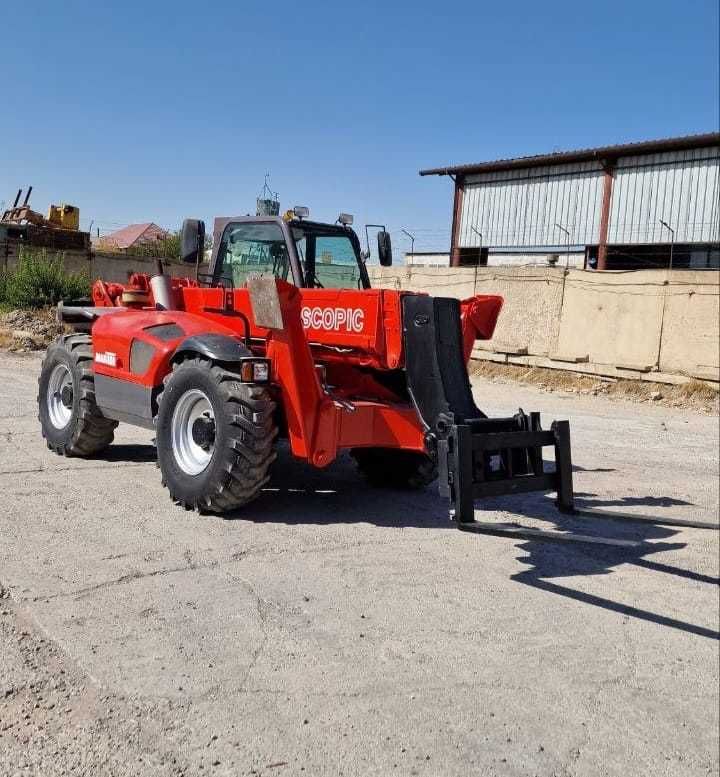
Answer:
710, 156, 720, 241
459, 148, 719, 248
608, 147, 720, 244
459, 161, 604, 248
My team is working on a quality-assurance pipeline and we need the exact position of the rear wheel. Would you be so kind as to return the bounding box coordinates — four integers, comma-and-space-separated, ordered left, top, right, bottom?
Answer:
156, 357, 277, 513
351, 448, 438, 489
38, 335, 118, 456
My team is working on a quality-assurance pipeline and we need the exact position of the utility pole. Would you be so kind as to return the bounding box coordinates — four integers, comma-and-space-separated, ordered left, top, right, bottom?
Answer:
555, 223, 571, 268
659, 219, 675, 271
401, 229, 415, 263
471, 225, 483, 265
656, 218, 676, 370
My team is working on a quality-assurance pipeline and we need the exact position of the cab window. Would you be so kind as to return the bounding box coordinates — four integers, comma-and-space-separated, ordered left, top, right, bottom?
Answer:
215, 222, 290, 287
293, 231, 362, 289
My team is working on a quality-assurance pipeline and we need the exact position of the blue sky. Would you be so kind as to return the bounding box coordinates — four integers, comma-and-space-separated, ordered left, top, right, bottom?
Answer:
1, 0, 717, 254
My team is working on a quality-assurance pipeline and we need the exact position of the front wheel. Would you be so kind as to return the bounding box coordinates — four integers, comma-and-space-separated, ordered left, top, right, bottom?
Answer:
155, 358, 277, 513
37, 335, 118, 456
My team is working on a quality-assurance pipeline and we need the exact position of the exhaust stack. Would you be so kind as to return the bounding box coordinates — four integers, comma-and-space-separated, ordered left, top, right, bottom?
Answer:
150, 258, 175, 310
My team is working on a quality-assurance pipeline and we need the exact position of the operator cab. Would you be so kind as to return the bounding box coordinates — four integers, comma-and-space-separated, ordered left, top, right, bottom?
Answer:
211, 214, 371, 290
182, 210, 392, 291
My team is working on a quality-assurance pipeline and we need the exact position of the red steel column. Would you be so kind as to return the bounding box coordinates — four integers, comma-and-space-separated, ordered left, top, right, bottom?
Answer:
597, 161, 615, 271
450, 174, 465, 267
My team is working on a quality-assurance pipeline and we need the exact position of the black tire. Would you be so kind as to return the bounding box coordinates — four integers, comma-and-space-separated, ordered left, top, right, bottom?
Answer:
156, 357, 277, 513
351, 447, 438, 489
38, 334, 118, 457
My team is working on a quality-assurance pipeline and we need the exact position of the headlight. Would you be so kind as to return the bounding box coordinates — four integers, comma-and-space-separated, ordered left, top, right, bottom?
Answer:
240, 359, 271, 383
252, 361, 270, 382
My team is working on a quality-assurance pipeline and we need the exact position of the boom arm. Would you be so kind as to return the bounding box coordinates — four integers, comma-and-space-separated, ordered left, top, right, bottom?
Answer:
247, 277, 426, 466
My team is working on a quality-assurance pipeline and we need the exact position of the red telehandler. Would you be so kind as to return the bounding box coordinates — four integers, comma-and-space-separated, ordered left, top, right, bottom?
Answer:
40, 209, 703, 543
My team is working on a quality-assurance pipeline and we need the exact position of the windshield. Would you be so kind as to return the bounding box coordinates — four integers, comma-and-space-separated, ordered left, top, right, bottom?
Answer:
293, 226, 363, 289
215, 222, 291, 287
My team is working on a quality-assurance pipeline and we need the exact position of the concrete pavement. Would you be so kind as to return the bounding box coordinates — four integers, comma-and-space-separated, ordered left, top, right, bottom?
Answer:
1, 352, 718, 776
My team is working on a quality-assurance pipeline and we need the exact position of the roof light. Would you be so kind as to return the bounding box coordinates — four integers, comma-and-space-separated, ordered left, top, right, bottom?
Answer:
293, 206, 309, 219
338, 213, 353, 225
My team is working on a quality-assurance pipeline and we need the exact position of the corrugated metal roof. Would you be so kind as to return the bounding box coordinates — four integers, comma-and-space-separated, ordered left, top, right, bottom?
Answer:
419, 132, 720, 177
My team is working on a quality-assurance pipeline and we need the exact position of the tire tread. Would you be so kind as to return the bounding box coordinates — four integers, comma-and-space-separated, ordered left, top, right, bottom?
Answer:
38, 334, 117, 457
157, 357, 277, 513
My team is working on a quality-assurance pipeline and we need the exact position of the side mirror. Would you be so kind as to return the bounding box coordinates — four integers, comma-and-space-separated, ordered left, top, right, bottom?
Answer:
180, 218, 205, 264
377, 230, 393, 267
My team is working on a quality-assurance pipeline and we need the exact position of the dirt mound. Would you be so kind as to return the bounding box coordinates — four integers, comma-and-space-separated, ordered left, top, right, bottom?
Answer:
0, 308, 62, 352
470, 359, 719, 414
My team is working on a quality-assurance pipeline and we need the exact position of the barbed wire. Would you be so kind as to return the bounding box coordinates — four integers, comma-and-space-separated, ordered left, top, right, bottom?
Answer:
75, 214, 718, 255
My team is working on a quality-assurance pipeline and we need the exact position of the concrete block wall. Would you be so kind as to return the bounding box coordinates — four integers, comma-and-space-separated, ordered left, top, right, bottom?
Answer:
3, 244, 91, 275
92, 252, 196, 284
371, 266, 477, 299
369, 266, 566, 358
2, 245, 197, 285
5, 245, 717, 384
368, 265, 720, 384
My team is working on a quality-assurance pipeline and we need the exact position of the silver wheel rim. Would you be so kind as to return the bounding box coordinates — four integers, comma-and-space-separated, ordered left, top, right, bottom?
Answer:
171, 389, 215, 475
47, 364, 74, 429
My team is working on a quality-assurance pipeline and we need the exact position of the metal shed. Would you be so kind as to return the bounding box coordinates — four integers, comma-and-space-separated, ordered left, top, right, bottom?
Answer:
420, 133, 720, 270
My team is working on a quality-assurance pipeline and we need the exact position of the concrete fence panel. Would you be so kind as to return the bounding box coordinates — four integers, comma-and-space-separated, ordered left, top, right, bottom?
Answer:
2, 245, 193, 285
59, 250, 92, 277
369, 265, 565, 358
368, 266, 477, 299
4, 246, 92, 276
658, 272, 720, 380
472, 267, 565, 357
371, 263, 718, 384
5, 242, 717, 384
91, 252, 193, 284
555, 270, 665, 370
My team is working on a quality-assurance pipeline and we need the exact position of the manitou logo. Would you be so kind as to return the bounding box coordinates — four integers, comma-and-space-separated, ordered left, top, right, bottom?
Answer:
94, 351, 118, 367
301, 306, 365, 333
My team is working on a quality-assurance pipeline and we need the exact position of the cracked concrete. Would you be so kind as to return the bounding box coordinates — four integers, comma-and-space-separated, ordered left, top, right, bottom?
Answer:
0, 351, 718, 776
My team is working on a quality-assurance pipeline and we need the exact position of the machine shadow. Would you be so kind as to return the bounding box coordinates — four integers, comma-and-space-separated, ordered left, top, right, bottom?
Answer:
234, 448, 705, 575
511, 566, 719, 640
494, 492, 720, 640
94, 444, 158, 463
228, 445, 452, 530
573, 493, 695, 509
104, 442, 718, 639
